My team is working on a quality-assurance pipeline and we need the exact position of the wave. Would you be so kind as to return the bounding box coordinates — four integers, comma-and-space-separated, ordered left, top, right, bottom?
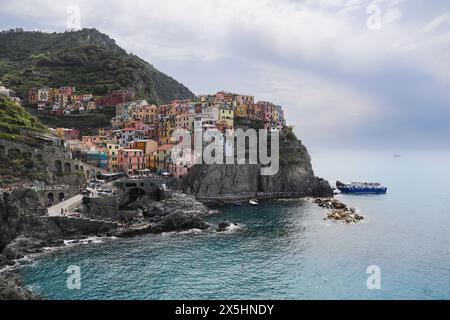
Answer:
161, 228, 206, 237
218, 223, 245, 234
64, 236, 121, 246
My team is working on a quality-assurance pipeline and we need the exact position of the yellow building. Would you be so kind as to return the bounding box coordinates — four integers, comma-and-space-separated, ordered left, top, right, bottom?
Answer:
175, 114, 193, 131
129, 139, 158, 157
136, 104, 157, 124
235, 104, 249, 118
218, 108, 234, 128
147, 154, 158, 171
154, 144, 175, 172
159, 117, 176, 144
168, 104, 177, 117
106, 142, 120, 172
271, 108, 279, 122
70, 94, 82, 102
82, 135, 104, 146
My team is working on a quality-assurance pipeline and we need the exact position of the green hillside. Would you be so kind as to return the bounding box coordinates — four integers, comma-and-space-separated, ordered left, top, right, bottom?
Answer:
0, 95, 47, 140
0, 28, 195, 103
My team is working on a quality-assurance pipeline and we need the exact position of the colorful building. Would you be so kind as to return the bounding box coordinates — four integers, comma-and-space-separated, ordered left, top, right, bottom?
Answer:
106, 142, 120, 172
55, 128, 80, 140
86, 150, 108, 169
118, 149, 146, 175
97, 89, 135, 107
129, 139, 158, 157
154, 144, 175, 173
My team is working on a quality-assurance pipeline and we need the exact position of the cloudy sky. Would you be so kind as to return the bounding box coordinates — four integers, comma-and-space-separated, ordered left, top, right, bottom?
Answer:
1, 0, 449, 151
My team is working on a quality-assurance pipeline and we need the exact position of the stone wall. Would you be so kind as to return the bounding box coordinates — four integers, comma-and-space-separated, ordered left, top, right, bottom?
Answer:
36, 188, 81, 207
82, 196, 122, 221
0, 139, 103, 186
45, 216, 118, 237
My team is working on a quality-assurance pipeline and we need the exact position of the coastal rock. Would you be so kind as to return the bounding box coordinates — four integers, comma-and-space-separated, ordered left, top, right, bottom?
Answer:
316, 198, 364, 223
2, 236, 44, 260
0, 189, 47, 251
0, 273, 39, 300
142, 192, 209, 219
183, 128, 333, 200
115, 192, 211, 236
82, 196, 120, 222
184, 164, 332, 199
151, 210, 210, 233
217, 222, 231, 232
0, 254, 14, 268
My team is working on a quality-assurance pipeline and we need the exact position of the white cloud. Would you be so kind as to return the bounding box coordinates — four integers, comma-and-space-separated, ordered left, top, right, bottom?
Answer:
249, 64, 380, 147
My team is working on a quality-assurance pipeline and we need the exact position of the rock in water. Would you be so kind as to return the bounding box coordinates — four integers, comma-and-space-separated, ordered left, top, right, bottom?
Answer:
217, 222, 231, 232
315, 198, 364, 223
151, 211, 210, 233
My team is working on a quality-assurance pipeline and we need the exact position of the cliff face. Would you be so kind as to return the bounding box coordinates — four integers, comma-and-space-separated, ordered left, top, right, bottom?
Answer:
0, 189, 47, 251
183, 127, 333, 198
0, 190, 117, 263
184, 163, 331, 198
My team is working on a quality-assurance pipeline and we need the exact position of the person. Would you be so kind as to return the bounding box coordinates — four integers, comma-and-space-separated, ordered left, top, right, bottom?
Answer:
60, 208, 64, 215
65, 209, 68, 216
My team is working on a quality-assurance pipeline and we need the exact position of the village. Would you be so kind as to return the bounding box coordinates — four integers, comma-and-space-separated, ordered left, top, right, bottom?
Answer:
25, 87, 287, 179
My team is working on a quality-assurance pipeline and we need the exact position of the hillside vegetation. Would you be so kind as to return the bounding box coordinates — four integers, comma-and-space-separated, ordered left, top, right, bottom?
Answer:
0, 28, 195, 103
0, 95, 50, 183
0, 95, 47, 140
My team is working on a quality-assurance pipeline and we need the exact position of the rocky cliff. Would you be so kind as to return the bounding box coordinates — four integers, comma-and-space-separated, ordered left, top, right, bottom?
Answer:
183, 126, 333, 198
0, 189, 117, 263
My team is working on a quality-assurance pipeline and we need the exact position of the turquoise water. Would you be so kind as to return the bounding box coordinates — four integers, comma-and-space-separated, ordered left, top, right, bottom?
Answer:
20, 151, 450, 299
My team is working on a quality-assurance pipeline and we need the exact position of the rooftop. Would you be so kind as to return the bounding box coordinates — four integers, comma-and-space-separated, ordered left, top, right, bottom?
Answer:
157, 144, 175, 151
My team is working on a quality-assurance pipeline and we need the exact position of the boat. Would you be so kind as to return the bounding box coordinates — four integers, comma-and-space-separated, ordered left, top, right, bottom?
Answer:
336, 181, 387, 194
249, 199, 259, 206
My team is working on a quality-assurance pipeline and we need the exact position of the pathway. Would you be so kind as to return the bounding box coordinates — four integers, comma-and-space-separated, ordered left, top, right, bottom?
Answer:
47, 194, 84, 216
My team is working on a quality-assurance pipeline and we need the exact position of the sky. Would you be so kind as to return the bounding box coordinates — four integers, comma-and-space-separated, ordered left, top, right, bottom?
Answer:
1, 0, 449, 152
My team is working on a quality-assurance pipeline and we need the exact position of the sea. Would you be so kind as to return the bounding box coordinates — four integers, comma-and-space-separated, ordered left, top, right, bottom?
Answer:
19, 151, 450, 299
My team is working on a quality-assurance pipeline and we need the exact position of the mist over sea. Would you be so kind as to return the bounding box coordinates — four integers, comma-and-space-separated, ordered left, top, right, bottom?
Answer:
20, 151, 450, 299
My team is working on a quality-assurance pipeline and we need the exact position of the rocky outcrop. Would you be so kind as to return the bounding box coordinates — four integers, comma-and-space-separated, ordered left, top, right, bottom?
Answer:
139, 192, 210, 232
314, 198, 365, 223
115, 192, 211, 237
184, 163, 332, 198
150, 211, 209, 233
2, 236, 48, 260
82, 196, 120, 221
0, 189, 118, 300
142, 192, 210, 217
217, 222, 231, 232
0, 189, 47, 251
0, 273, 38, 300
183, 126, 332, 199
1, 190, 118, 253
259, 166, 333, 197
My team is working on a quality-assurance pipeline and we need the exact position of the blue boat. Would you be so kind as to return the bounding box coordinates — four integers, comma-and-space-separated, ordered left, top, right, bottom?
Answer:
336, 181, 387, 194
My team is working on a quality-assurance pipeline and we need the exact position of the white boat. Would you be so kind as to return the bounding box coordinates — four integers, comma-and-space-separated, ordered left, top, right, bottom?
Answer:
249, 199, 259, 206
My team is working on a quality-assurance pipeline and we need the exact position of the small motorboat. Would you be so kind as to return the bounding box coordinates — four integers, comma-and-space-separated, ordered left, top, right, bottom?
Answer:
249, 199, 259, 206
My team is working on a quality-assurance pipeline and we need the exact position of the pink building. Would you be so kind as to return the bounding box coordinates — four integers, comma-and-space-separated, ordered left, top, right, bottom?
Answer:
60, 86, 74, 96
118, 149, 146, 176
168, 162, 191, 179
